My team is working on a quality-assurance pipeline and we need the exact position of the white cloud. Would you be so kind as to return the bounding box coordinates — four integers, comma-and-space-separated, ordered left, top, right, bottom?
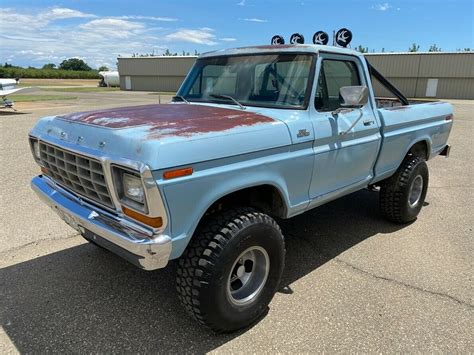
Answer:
0, 7, 219, 68
220, 37, 237, 42
80, 18, 144, 30
241, 18, 267, 23
78, 18, 146, 39
237, 0, 246, 5
372, 3, 392, 11
0, 34, 55, 42
166, 28, 217, 45
118, 15, 178, 22
45, 8, 96, 20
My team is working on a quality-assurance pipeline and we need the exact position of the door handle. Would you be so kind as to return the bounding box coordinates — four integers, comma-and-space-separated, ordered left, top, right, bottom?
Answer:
363, 120, 375, 126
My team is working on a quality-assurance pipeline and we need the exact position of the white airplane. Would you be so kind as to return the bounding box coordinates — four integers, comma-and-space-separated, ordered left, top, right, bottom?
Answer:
1, 78, 28, 110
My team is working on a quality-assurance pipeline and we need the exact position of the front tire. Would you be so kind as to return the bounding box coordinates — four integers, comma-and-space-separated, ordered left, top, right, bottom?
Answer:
176, 208, 285, 333
380, 155, 429, 223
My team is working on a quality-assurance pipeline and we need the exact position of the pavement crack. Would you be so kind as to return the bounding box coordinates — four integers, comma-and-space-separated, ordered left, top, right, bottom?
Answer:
333, 257, 474, 309
0, 234, 80, 256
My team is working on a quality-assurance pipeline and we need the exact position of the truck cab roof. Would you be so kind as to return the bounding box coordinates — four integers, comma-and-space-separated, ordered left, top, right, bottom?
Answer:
199, 44, 363, 58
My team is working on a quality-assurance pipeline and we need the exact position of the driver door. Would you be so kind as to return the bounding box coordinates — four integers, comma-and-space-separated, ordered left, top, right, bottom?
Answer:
308, 54, 381, 203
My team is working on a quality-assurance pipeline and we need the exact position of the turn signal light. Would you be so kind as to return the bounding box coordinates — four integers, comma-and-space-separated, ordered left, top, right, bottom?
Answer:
41, 166, 49, 175
122, 206, 163, 228
163, 167, 193, 180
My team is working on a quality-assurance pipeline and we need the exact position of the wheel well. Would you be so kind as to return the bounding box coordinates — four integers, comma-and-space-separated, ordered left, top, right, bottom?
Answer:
408, 141, 429, 160
204, 185, 287, 219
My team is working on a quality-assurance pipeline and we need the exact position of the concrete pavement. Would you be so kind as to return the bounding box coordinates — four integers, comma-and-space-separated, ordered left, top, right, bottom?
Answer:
0, 91, 472, 353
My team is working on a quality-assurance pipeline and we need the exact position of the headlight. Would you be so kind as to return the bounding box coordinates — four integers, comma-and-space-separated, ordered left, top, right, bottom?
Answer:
112, 167, 148, 212
123, 173, 145, 204
32, 141, 41, 160
29, 137, 41, 163
112, 165, 166, 229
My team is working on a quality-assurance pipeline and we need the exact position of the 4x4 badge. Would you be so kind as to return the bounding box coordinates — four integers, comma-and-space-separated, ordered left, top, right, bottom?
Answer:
297, 129, 310, 138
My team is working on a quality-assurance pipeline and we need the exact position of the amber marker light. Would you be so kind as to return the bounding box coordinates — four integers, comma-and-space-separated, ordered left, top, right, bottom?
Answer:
122, 206, 163, 228
163, 167, 193, 180
41, 166, 49, 175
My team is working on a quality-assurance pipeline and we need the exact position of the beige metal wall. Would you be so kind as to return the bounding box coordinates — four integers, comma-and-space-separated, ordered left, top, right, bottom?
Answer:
118, 56, 196, 92
365, 52, 474, 99
118, 52, 474, 99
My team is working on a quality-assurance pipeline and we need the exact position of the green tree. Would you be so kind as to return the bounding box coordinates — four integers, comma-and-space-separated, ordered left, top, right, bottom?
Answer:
59, 58, 92, 71
408, 43, 420, 52
355, 45, 369, 53
42, 63, 56, 70
98, 65, 109, 71
428, 44, 441, 52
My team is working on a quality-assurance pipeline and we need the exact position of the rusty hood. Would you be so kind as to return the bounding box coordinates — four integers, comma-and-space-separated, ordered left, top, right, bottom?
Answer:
31, 103, 292, 170
57, 103, 275, 138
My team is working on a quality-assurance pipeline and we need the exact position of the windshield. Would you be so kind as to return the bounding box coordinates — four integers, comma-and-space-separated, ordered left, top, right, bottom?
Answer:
177, 53, 315, 109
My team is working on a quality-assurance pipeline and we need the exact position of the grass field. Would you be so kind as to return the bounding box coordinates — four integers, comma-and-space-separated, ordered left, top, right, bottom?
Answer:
148, 92, 177, 95
42, 87, 120, 93
8, 95, 77, 102
19, 79, 99, 87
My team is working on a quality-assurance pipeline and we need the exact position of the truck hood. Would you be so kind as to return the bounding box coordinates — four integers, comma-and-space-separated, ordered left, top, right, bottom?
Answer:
30, 103, 292, 170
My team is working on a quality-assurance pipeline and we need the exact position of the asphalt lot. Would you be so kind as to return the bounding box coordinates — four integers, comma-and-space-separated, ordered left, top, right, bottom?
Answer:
0, 89, 472, 353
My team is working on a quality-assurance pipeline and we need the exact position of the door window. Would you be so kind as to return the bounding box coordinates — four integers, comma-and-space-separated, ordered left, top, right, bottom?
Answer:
315, 59, 361, 112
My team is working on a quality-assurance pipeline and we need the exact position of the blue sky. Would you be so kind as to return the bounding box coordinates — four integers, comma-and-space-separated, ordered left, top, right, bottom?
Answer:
1, 0, 472, 69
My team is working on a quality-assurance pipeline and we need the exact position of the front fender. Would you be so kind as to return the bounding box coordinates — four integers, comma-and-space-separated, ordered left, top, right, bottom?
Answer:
156, 144, 314, 259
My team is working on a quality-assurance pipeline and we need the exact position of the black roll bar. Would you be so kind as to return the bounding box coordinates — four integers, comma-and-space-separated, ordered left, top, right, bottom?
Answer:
365, 58, 409, 106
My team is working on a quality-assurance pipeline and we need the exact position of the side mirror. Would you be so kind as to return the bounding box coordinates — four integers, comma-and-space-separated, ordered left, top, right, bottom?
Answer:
339, 86, 369, 108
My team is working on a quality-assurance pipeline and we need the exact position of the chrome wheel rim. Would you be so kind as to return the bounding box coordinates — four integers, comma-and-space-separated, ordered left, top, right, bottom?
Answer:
227, 246, 270, 306
408, 175, 423, 207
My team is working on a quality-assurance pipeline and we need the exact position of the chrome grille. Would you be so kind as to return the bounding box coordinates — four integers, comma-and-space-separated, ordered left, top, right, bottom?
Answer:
39, 142, 114, 208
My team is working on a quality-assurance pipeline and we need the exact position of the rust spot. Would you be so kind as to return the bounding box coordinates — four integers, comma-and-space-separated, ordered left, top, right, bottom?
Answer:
58, 104, 275, 138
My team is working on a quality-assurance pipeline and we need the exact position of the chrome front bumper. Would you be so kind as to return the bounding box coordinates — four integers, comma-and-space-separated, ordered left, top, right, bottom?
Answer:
31, 175, 172, 270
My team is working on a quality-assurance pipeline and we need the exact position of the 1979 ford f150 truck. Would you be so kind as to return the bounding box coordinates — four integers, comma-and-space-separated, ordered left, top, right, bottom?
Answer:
29, 44, 453, 332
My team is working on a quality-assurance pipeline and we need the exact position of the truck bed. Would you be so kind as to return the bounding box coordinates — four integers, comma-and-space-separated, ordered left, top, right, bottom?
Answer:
375, 97, 438, 109
373, 100, 453, 183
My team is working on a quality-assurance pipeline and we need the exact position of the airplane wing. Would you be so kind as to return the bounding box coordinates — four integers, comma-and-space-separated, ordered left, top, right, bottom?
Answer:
1, 87, 28, 96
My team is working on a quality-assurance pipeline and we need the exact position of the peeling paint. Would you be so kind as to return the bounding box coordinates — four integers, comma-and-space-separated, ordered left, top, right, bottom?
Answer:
58, 103, 275, 139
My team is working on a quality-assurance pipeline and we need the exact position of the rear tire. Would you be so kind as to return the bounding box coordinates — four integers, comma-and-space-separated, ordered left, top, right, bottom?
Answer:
176, 208, 285, 333
380, 155, 429, 223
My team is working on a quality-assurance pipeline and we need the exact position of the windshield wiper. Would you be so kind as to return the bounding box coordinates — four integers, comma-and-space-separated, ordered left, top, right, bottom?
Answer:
172, 95, 189, 104
209, 94, 246, 110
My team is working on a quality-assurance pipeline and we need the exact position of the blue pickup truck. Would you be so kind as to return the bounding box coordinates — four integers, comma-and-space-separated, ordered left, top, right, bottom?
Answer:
29, 44, 453, 332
